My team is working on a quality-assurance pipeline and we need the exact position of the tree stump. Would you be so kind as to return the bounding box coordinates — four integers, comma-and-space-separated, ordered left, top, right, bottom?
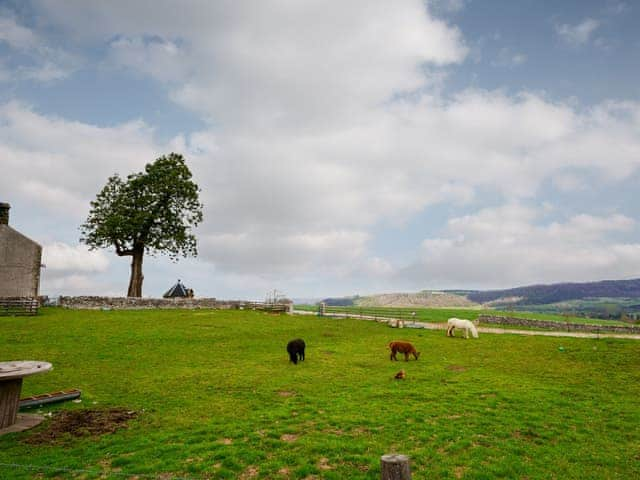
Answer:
381, 454, 411, 480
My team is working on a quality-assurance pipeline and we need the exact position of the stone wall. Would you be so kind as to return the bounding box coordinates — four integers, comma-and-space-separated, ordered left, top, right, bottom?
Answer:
58, 296, 292, 312
478, 314, 640, 334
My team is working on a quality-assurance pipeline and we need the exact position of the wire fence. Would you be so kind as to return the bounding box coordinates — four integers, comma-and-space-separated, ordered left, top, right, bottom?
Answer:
319, 305, 418, 324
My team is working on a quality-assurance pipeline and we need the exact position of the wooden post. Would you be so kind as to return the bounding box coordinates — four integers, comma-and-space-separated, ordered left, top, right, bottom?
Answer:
381, 454, 411, 480
0, 378, 23, 429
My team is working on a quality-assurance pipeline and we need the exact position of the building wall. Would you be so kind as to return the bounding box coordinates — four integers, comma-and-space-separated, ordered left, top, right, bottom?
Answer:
0, 225, 42, 298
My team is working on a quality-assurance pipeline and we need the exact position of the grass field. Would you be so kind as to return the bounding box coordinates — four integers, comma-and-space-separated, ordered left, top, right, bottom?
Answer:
1, 308, 639, 479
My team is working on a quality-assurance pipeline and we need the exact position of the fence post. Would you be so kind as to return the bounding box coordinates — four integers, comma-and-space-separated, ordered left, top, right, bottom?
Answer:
319, 302, 326, 316
381, 454, 411, 480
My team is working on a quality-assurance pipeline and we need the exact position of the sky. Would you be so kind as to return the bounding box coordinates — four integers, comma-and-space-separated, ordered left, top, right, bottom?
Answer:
1, 0, 640, 300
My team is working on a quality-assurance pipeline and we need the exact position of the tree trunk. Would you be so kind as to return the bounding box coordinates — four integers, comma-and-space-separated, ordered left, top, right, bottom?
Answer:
127, 247, 145, 297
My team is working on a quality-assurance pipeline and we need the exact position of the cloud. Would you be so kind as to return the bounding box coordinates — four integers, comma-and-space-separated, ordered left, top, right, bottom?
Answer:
492, 48, 527, 67
401, 205, 640, 289
43, 242, 110, 272
107, 36, 188, 82
0, 14, 38, 49
40, 242, 116, 296
42, 274, 122, 297
0, 101, 161, 217
4, 2, 640, 296
0, 13, 79, 82
201, 230, 370, 276
37, 0, 468, 130
555, 18, 600, 46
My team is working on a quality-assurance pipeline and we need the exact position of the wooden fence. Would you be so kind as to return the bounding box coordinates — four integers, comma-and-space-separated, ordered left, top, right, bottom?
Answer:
318, 304, 418, 323
237, 302, 291, 313
0, 297, 39, 316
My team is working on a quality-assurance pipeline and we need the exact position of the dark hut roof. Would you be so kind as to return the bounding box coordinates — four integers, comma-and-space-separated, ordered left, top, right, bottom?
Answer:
163, 280, 189, 298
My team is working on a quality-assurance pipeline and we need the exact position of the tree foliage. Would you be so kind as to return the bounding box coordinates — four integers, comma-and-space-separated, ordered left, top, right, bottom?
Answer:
80, 153, 203, 296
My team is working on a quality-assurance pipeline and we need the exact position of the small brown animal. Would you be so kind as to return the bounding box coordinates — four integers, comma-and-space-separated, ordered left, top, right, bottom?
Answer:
394, 369, 406, 380
389, 341, 420, 361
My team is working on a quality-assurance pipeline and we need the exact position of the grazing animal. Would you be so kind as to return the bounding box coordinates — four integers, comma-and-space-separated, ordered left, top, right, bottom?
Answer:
394, 369, 406, 380
389, 341, 420, 361
447, 318, 479, 339
287, 338, 306, 364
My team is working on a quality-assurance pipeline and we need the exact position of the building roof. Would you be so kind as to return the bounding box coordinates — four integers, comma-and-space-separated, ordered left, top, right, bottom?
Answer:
163, 280, 189, 298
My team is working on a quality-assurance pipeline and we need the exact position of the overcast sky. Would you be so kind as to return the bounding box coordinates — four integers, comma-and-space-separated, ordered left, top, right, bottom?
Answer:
1, 0, 640, 300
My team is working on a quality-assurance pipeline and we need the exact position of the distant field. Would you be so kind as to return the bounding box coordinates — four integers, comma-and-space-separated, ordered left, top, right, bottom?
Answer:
295, 304, 630, 326
1, 308, 638, 479
507, 297, 640, 319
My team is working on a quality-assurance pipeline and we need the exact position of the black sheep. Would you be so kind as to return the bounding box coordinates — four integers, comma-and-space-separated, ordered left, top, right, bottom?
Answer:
287, 338, 306, 364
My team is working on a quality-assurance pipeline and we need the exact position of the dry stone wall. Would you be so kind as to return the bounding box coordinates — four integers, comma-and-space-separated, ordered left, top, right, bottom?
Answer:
478, 314, 640, 334
58, 296, 292, 312
59, 296, 220, 310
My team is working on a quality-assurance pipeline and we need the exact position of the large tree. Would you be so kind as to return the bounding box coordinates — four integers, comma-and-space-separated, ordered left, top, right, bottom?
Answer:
80, 153, 203, 297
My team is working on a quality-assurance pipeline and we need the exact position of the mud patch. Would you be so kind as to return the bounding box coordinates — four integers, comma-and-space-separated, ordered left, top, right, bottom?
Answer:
280, 434, 299, 442
454, 466, 468, 478
239, 466, 259, 479
24, 408, 137, 444
512, 429, 540, 442
447, 365, 467, 372
278, 391, 296, 397
318, 457, 334, 470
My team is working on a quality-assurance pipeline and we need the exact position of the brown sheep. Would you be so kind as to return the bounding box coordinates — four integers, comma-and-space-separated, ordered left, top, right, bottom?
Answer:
389, 341, 420, 361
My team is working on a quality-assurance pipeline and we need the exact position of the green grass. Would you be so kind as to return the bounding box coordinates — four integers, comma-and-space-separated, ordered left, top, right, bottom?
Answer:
295, 305, 630, 326
1, 308, 639, 479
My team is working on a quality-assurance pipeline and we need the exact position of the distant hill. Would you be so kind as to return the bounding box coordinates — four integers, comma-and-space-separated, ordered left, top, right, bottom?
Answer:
355, 291, 477, 308
319, 291, 477, 308
467, 278, 640, 306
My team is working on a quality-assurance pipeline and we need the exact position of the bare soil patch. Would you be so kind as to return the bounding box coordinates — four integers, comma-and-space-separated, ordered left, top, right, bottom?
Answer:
277, 390, 296, 397
317, 457, 334, 470
447, 365, 467, 372
25, 408, 137, 444
239, 466, 259, 478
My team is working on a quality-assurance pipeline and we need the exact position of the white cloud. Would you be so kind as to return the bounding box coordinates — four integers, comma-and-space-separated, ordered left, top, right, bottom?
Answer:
42, 274, 122, 297
0, 13, 79, 82
3, 2, 640, 296
0, 15, 38, 49
107, 36, 188, 82
37, 1, 468, 130
43, 242, 110, 272
201, 230, 369, 275
403, 205, 640, 289
40, 243, 116, 296
555, 18, 600, 46
0, 101, 160, 217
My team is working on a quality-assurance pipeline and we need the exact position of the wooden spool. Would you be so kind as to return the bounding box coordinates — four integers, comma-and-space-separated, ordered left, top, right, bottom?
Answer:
0, 378, 22, 428
0, 361, 52, 429
381, 454, 411, 480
